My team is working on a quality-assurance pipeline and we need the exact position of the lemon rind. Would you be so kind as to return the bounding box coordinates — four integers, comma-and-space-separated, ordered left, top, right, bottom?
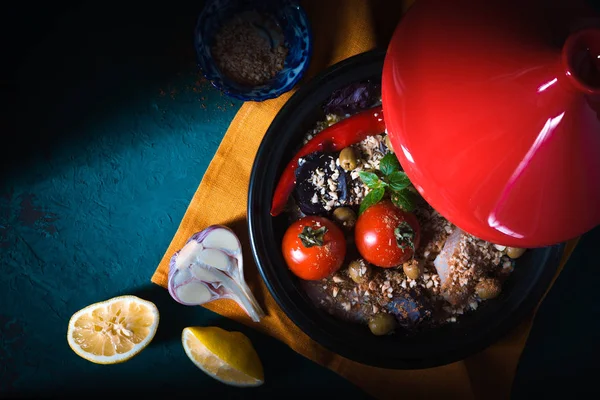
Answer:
66, 295, 159, 365
181, 328, 264, 387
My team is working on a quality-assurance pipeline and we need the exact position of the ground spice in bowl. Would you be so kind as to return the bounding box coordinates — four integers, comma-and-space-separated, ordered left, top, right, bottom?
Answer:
211, 11, 289, 86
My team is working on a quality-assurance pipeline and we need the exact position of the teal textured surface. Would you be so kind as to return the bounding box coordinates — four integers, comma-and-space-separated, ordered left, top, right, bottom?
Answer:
0, 3, 369, 397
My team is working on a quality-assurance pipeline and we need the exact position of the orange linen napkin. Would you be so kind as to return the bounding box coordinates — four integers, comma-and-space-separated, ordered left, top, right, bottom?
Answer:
152, 1, 579, 398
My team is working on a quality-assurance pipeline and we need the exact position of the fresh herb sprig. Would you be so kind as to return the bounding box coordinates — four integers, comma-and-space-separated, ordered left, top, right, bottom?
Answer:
358, 153, 417, 214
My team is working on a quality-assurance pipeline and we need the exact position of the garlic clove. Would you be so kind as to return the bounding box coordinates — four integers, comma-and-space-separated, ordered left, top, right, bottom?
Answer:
168, 225, 266, 322
201, 227, 242, 255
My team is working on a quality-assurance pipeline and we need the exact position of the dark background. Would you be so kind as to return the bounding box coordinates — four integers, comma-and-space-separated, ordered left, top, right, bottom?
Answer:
1, 1, 599, 398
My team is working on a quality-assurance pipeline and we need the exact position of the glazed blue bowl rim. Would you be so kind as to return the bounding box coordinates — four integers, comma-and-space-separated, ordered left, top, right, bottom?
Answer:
193, 0, 313, 101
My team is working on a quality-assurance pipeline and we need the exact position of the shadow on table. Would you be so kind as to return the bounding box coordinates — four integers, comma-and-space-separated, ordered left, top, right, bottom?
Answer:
34, 285, 373, 399
368, 0, 414, 48
511, 225, 600, 397
1, 2, 209, 185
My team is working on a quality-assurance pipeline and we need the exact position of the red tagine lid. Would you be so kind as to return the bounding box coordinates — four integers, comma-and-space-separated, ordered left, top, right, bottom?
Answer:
382, 0, 600, 247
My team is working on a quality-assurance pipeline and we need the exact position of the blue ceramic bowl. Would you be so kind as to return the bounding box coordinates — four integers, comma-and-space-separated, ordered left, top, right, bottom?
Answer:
194, 0, 313, 101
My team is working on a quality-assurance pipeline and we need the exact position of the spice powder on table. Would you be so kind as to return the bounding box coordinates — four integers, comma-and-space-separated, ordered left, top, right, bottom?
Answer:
211, 13, 288, 86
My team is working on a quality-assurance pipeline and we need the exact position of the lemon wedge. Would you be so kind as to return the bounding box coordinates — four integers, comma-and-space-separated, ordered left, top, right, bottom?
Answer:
182, 326, 264, 387
67, 295, 159, 364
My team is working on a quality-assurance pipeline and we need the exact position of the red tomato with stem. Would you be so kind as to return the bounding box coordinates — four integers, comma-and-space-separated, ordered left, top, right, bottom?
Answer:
355, 200, 420, 268
282, 216, 347, 280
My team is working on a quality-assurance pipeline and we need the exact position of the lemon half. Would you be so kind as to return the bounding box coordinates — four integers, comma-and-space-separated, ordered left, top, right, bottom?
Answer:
182, 326, 264, 387
67, 295, 159, 364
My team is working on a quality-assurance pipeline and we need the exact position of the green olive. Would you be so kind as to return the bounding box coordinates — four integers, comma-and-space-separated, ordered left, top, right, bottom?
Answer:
333, 207, 357, 229
475, 278, 501, 300
368, 313, 396, 336
384, 135, 394, 153
403, 261, 421, 280
347, 260, 369, 284
506, 247, 526, 259
339, 147, 359, 171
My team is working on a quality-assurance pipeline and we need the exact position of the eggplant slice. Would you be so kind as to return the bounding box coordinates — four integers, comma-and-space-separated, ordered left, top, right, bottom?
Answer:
293, 152, 349, 216
323, 81, 382, 116
385, 288, 433, 330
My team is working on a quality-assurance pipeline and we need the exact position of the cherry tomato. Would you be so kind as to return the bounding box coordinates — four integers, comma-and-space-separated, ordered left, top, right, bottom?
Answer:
282, 216, 346, 280
355, 200, 420, 268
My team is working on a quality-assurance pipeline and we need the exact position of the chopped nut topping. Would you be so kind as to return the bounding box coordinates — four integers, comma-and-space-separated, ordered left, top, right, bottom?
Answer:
296, 112, 515, 331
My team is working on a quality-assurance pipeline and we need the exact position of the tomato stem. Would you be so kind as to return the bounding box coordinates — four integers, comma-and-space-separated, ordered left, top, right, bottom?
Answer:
394, 221, 415, 253
298, 225, 328, 247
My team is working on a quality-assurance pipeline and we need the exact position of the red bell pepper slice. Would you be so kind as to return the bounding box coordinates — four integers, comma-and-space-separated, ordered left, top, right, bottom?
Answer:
270, 106, 385, 216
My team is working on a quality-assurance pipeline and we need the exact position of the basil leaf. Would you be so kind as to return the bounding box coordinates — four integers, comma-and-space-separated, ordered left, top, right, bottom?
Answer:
387, 171, 411, 192
379, 153, 401, 176
359, 187, 385, 215
358, 171, 386, 189
391, 189, 416, 212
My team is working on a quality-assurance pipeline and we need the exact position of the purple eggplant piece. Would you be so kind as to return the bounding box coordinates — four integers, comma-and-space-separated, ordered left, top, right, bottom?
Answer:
293, 152, 349, 216
379, 139, 389, 154
323, 81, 382, 116
385, 289, 433, 330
